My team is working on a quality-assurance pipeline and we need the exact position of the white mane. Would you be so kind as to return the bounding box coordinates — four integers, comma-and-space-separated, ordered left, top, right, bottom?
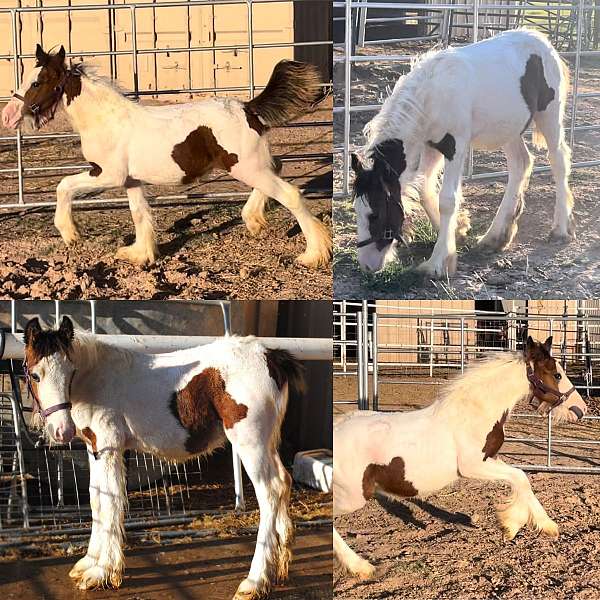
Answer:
364, 46, 448, 152
433, 352, 528, 418
71, 333, 135, 372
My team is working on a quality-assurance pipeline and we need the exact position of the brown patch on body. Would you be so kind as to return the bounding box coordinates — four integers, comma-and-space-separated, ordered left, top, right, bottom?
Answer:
89, 162, 102, 177
170, 367, 248, 454
124, 176, 141, 189
482, 410, 509, 461
362, 456, 418, 501
81, 427, 98, 453
520, 54, 555, 132
171, 126, 239, 184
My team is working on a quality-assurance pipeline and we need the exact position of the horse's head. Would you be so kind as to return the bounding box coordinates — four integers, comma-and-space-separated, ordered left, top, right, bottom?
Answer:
351, 139, 407, 273
23, 315, 76, 444
2, 44, 72, 130
523, 336, 586, 422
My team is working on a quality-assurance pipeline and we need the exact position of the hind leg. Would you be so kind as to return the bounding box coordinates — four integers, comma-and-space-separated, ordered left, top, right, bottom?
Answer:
478, 137, 533, 250
115, 182, 159, 266
242, 188, 269, 235
231, 164, 332, 268
334, 526, 375, 579
533, 111, 575, 241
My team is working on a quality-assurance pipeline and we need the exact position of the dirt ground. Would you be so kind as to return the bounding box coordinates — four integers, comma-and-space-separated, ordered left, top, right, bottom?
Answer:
0, 98, 332, 300
0, 525, 332, 600
333, 41, 600, 299
333, 374, 600, 599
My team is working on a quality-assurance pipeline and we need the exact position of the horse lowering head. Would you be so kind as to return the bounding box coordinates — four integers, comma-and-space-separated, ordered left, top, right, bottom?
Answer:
2, 44, 78, 130
351, 139, 407, 272
524, 336, 563, 404
23, 315, 76, 444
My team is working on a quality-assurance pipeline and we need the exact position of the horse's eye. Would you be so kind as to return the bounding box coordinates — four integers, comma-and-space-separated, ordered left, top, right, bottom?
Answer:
554, 373, 562, 381
31, 81, 40, 88
31, 373, 41, 382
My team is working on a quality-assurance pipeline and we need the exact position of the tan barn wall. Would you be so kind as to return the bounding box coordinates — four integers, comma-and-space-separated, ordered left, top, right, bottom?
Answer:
0, 0, 293, 100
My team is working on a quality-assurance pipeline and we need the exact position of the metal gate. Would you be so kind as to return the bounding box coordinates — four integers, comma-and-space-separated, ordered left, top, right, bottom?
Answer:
333, 300, 600, 474
334, 0, 600, 199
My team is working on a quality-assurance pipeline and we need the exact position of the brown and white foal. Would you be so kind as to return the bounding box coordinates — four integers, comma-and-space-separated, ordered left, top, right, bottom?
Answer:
334, 336, 587, 579
23, 316, 304, 599
2, 45, 332, 268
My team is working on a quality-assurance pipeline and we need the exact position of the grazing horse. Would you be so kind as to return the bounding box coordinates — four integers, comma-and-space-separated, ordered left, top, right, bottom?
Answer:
22, 316, 305, 599
351, 29, 573, 275
2, 45, 332, 268
334, 336, 587, 579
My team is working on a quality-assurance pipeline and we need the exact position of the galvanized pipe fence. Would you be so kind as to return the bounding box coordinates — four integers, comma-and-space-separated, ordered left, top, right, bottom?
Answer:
333, 300, 600, 473
0, 0, 332, 210
0, 299, 332, 534
334, 0, 600, 199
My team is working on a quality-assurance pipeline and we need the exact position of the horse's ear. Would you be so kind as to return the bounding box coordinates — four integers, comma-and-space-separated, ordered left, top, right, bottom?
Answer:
543, 336, 553, 354
59, 315, 74, 343
524, 335, 535, 357
24, 318, 42, 346
35, 44, 49, 66
351, 153, 363, 175
55, 46, 66, 63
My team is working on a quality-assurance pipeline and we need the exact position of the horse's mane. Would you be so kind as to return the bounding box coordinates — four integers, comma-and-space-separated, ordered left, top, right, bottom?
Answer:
76, 63, 132, 100
72, 333, 136, 371
433, 352, 528, 418
364, 46, 448, 152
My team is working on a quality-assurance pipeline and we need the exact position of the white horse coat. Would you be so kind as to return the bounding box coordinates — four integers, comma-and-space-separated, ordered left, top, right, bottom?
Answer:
334, 339, 587, 579
23, 316, 305, 600
352, 29, 573, 275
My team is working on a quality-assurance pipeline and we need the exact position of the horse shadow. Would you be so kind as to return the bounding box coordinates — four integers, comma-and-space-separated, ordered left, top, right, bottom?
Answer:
376, 494, 476, 530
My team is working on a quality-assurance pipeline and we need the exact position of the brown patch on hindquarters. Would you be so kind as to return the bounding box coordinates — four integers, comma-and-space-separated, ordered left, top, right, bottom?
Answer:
482, 410, 509, 460
520, 54, 555, 132
170, 367, 248, 454
81, 427, 98, 453
171, 126, 239, 184
362, 456, 418, 501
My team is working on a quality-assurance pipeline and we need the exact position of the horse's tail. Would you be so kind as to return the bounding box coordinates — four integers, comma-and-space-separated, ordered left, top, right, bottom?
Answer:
245, 60, 322, 130
265, 348, 306, 434
531, 122, 547, 150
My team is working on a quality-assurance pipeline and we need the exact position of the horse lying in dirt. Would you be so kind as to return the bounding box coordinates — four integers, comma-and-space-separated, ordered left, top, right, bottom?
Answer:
351, 29, 573, 276
334, 336, 587, 579
2, 45, 332, 269
22, 316, 305, 599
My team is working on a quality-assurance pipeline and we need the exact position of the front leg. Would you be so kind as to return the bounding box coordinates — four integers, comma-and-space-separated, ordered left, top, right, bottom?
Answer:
69, 447, 102, 580
417, 140, 467, 278
77, 448, 127, 590
55, 169, 125, 245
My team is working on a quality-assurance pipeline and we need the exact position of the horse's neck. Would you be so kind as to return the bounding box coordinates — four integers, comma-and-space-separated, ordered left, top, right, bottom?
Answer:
434, 357, 530, 424
64, 76, 135, 134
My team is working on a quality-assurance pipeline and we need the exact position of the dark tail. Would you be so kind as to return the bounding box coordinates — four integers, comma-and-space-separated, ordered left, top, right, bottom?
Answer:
265, 348, 306, 398
245, 60, 322, 130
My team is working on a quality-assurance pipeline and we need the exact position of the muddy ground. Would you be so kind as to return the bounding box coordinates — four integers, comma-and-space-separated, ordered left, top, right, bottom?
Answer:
0, 98, 332, 300
333, 41, 600, 299
333, 374, 600, 599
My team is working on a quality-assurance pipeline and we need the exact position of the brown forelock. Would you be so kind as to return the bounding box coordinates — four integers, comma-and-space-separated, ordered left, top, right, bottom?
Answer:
25, 328, 72, 368
525, 341, 561, 399
482, 409, 509, 461
362, 456, 418, 501
170, 367, 248, 454
171, 126, 239, 184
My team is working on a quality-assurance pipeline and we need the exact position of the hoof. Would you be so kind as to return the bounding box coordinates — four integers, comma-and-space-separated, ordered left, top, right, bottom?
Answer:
502, 524, 521, 541
539, 519, 559, 539
69, 555, 96, 580
56, 223, 81, 246
548, 228, 574, 243
77, 565, 122, 590
416, 253, 457, 278
353, 559, 376, 580
115, 243, 159, 267
232, 578, 267, 600
296, 219, 332, 268
243, 213, 268, 236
